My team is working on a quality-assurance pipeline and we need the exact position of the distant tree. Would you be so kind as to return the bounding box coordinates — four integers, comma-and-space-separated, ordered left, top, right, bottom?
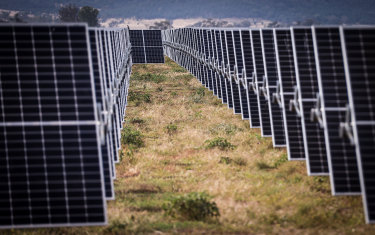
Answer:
58, 4, 79, 22
78, 6, 100, 27
267, 21, 281, 28
12, 13, 24, 23
149, 20, 172, 30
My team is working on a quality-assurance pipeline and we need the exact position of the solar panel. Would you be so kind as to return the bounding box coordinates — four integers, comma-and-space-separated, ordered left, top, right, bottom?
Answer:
341, 26, 375, 223
251, 29, 272, 136
0, 24, 107, 228
291, 27, 329, 175
208, 30, 219, 96
215, 30, 227, 103
233, 30, 250, 120
104, 30, 120, 172
129, 30, 145, 63
274, 28, 305, 160
89, 28, 114, 199
221, 30, 233, 109
241, 30, 260, 127
260, 29, 286, 147
226, 30, 241, 114
129, 30, 164, 64
99, 29, 116, 176
312, 26, 361, 194
202, 30, 212, 90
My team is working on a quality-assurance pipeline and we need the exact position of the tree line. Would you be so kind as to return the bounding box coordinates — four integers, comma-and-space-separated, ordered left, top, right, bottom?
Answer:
58, 4, 99, 27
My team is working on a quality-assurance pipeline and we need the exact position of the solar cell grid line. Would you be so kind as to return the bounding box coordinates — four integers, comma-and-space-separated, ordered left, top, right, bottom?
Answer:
251, 29, 272, 136
99, 29, 115, 165
216, 29, 228, 103
196, 29, 204, 84
212, 29, 223, 100
221, 30, 232, 107
193, 29, 201, 79
107, 31, 121, 144
260, 29, 286, 147
274, 28, 305, 160
143, 29, 164, 63
312, 26, 361, 195
340, 26, 375, 223
209, 29, 219, 97
212, 29, 221, 97
232, 30, 249, 120
106, 31, 121, 166
129, 30, 145, 63
341, 26, 375, 223
199, 29, 207, 85
0, 23, 107, 228
240, 30, 260, 127
226, 30, 242, 114
192, 29, 200, 79
201, 29, 209, 87
88, 28, 114, 199
203, 29, 214, 91
102, 30, 117, 174
291, 27, 329, 175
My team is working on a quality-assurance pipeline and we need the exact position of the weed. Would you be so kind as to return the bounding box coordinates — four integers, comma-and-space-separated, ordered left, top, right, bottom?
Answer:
205, 137, 236, 150
232, 157, 247, 166
256, 160, 274, 170
308, 176, 330, 194
103, 220, 129, 234
191, 87, 206, 103
171, 91, 177, 96
175, 74, 194, 81
132, 72, 166, 83
121, 147, 137, 165
219, 156, 247, 166
163, 192, 220, 221
129, 117, 145, 125
209, 123, 242, 135
219, 156, 232, 164
273, 153, 288, 168
157, 86, 164, 92
121, 126, 144, 148
128, 91, 152, 104
172, 66, 187, 73
166, 123, 178, 134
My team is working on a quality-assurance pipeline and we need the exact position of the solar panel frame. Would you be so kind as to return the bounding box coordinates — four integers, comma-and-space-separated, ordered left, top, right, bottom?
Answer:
260, 28, 286, 147
232, 30, 249, 120
274, 28, 306, 160
89, 28, 115, 199
226, 30, 242, 114
340, 26, 375, 223
241, 29, 260, 128
291, 27, 329, 175
0, 23, 107, 228
251, 29, 272, 136
312, 25, 361, 195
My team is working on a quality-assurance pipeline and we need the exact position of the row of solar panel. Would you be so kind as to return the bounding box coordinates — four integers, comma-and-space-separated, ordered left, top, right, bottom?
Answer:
162, 26, 375, 224
129, 30, 164, 64
0, 24, 132, 228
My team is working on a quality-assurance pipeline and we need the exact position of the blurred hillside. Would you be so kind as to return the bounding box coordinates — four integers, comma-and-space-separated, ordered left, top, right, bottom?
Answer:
0, 0, 374, 25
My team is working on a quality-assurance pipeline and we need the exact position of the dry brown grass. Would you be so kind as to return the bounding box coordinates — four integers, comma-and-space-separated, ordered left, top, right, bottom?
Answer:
9, 57, 375, 235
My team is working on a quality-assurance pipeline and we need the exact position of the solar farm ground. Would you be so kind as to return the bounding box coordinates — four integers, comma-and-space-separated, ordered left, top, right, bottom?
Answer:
7, 57, 375, 235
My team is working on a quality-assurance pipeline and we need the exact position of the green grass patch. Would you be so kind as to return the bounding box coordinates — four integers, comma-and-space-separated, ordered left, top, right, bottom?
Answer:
165, 123, 178, 135
131, 72, 167, 83
128, 90, 152, 105
163, 192, 220, 221
121, 126, 144, 148
205, 137, 236, 150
